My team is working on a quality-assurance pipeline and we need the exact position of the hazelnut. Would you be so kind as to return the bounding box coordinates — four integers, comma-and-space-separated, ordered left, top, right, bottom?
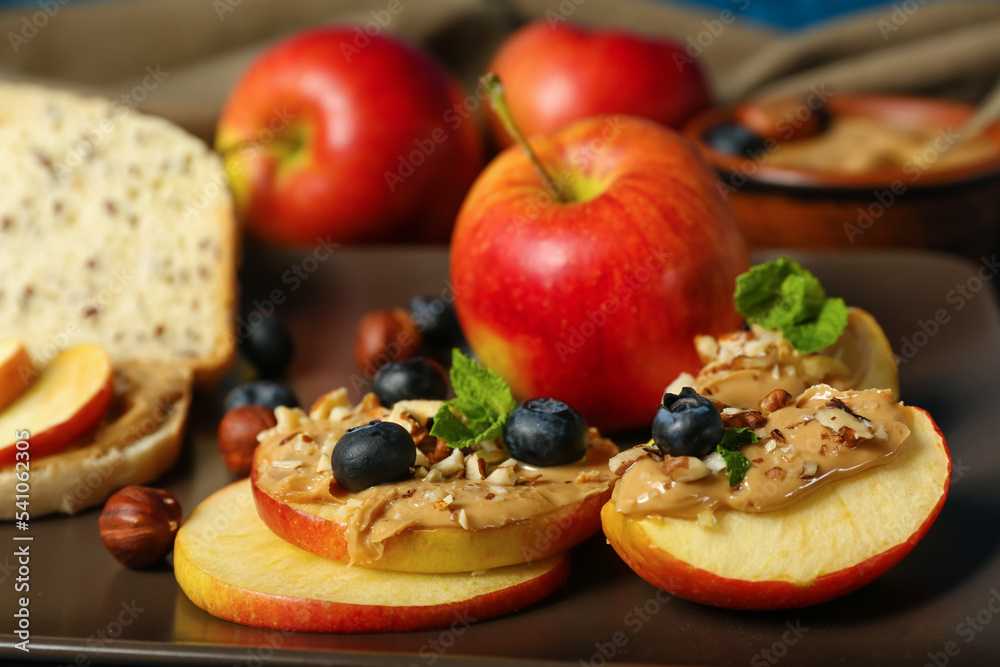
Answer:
354, 308, 421, 374
218, 405, 277, 476
99, 486, 182, 569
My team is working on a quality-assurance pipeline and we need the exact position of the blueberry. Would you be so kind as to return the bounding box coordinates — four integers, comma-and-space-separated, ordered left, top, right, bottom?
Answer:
224, 380, 299, 412
410, 296, 464, 349
239, 316, 294, 377
331, 420, 416, 492
503, 398, 588, 467
703, 122, 767, 159
372, 357, 448, 406
651, 387, 723, 458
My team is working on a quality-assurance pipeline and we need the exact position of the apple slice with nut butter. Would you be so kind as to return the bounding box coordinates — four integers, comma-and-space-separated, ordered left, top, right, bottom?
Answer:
0, 343, 114, 467
176, 479, 570, 633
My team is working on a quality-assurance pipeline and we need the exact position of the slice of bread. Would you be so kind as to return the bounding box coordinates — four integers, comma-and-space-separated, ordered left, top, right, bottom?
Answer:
0, 360, 192, 518
0, 82, 236, 384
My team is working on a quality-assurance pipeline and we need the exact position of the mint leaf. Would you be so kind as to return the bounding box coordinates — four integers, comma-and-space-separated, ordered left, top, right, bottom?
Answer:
782, 296, 848, 353
734, 257, 847, 353
715, 427, 757, 487
429, 350, 516, 448
717, 447, 751, 487
718, 427, 758, 451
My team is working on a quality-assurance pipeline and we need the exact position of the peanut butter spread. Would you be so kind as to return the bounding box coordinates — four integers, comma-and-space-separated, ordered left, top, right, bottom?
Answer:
611, 385, 910, 521
765, 115, 998, 173
253, 389, 618, 565
667, 308, 881, 410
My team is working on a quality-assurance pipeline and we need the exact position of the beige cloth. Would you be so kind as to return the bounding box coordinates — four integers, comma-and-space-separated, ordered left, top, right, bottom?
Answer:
0, 0, 998, 141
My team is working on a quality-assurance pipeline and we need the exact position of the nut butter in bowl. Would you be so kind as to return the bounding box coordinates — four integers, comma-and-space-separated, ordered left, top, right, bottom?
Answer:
683, 94, 1000, 257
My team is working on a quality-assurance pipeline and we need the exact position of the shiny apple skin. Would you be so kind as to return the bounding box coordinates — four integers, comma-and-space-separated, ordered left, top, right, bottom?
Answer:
451, 116, 749, 432
217, 28, 483, 245
487, 21, 712, 148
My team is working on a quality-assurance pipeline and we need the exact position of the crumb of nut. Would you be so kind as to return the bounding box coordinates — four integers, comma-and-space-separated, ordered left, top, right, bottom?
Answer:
663, 456, 710, 482
765, 466, 787, 481
722, 410, 767, 429
465, 453, 486, 481
574, 469, 602, 483
427, 438, 452, 464
759, 388, 794, 414
608, 446, 647, 475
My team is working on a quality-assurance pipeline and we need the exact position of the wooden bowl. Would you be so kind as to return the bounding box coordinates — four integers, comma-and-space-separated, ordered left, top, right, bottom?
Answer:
682, 95, 1000, 257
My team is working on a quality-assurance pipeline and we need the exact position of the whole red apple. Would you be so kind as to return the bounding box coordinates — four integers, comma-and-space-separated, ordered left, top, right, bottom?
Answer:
451, 105, 749, 432
217, 28, 483, 245
485, 21, 712, 149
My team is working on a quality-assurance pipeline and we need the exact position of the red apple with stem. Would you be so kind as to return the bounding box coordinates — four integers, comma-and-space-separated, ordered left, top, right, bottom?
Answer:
216, 28, 483, 245
450, 75, 748, 433
486, 20, 712, 149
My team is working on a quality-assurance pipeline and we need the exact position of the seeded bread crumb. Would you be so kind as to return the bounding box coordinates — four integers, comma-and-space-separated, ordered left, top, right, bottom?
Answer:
0, 82, 236, 383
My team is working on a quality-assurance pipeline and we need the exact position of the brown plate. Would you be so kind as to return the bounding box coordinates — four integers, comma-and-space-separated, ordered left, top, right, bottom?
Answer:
2, 247, 999, 666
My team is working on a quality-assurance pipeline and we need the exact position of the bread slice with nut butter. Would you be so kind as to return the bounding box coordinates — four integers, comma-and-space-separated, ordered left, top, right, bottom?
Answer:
0, 81, 237, 383
0, 82, 237, 517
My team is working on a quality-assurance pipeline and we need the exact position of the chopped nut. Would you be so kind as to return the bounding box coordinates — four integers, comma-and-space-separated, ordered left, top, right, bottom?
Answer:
274, 406, 306, 431
765, 466, 786, 481
574, 469, 602, 483
485, 465, 517, 486
427, 439, 451, 464
271, 460, 302, 469
465, 453, 486, 481
770, 428, 786, 444
457, 508, 470, 530
608, 446, 647, 475
431, 448, 464, 476
422, 468, 444, 483
704, 452, 726, 474
413, 449, 430, 468
663, 456, 710, 482
308, 389, 350, 420
816, 402, 874, 443
721, 410, 767, 429
759, 388, 794, 414
800, 461, 819, 478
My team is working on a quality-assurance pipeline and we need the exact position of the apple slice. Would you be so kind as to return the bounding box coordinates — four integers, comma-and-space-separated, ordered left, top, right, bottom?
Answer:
825, 307, 899, 398
0, 343, 114, 467
601, 405, 950, 610
0, 340, 35, 412
175, 480, 570, 633
252, 474, 610, 573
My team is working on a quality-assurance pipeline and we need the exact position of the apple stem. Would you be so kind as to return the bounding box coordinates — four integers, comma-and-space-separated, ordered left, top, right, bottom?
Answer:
481, 73, 566, 203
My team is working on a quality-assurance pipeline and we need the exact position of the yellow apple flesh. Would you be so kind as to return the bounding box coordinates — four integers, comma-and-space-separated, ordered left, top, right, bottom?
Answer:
0, 343, 114, 467
0, 339, 35, 412
175, 480, 570, 633
602, 405, 950, 609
